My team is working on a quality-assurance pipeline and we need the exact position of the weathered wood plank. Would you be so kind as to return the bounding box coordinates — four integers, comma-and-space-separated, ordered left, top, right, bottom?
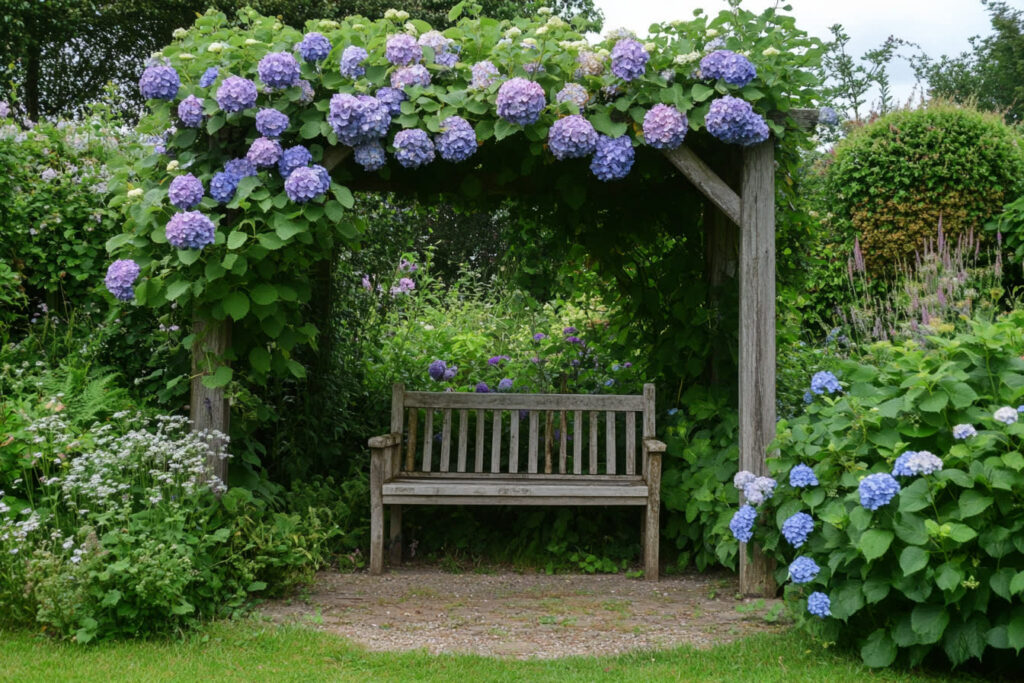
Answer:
558, 411, 567, 474
625, 411, 636, 476
491, 411, 502, 473
389, 504, 402, 565
661, 145, 741, 227
190, 317, 231, 482
605, 411, 616, 475
370, 448, 384, 574
528, 411, 539, 474
389, 384, 405, 480
739, 137, 778, 598
642, 384, 655, 479
406, 408, 418, 472
475, 409, 485, 472
589, 411, 598, 474
422, 410, 433, 473
382, 495, 649, 506
457, 409, 468, 473
509, 413, 520, 474
544, 411, 553, 474
573, 410, 583, 475
405, 392, 644, 411
396, 472, 644, 481
440, 409, 452, 473
383, 481, 649, 498
644, 453, 662, 581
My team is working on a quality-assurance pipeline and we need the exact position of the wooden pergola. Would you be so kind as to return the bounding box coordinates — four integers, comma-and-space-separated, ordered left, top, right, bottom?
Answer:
188, 109, 819, 597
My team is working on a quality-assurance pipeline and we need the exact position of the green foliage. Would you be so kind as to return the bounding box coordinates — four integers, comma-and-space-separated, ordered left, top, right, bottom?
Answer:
823, 102, 1024, 274
765, 311, 1024, 668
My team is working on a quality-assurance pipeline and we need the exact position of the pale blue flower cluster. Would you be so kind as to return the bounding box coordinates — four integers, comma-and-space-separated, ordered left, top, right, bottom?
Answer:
496, 78, 546, 125
386, 34, 422, 65
139, 65, 180, 100
729, 504, 757, 542
168, 173, 204, 209
700, 50, 757, 87
393, 128, 435, 168
610, 39, 649, 81
642, 104, 688, 149
952, 424, 977, 440
734, 470, 776, 505
177, 95, 204, 128
216, 76, 258, 112
892, 451, 943, 477
165, 211, 215, 250
547, 115, 598, 160
470, 60, 501, 90
497, 378, 514, 392
419, 31, 458, 67
297, 32, 332, 62
224, 158, 256, 180
375, 87, 407, 117
104, 259, 140, 301
858, 472, 901, 510
199, 67, 219, 88
807, 591, 831, 618
435, 116, 477, 163
788, 556, 819, 584
278, 145, 312, 178
994, 406, 1018, 425
246, 137, 283, 168
255, 108, 289, 138
818, 107, 839, 126
705, 96, 770, 146
340, 46, 368, 78
781, 512, 814, 547
209, 171, 237, 203
354, 141, 387, 171
258, 52, 301, 89
391, 64, 432, 89
789, 464, 818, 487
590, 135, 634, 181
810, 370, 841, 395
556, 83, 589, 110
284, 166, 323, 203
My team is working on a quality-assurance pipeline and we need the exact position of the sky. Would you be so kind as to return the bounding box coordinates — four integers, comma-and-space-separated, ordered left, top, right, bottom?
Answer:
594, 0, 1023, 111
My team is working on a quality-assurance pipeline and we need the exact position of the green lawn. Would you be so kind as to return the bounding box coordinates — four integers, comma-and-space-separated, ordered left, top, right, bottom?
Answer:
0, 620, 974, 683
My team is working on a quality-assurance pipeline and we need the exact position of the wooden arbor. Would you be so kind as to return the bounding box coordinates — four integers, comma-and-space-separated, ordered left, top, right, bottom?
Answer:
188, 110, 819, 598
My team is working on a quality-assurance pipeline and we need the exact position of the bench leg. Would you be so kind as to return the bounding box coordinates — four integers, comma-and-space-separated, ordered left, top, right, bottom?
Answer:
644, 454, 661, 581
370, 450, 384, 575
389, 505, 403, 566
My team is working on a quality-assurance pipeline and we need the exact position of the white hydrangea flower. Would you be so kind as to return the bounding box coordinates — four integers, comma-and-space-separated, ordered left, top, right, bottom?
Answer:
535, 26, 549, 35
706, 28, 719, 37
207, 42, 224, 53
127, 188, 143, 199
505, 26, 522, 38
352, 23, 365, 30
395, 10, 409, 20
522, 37, 538, 48
178, 53, 194, 60
172, 28, 187, 39
166, 160, 180, 172
244, 38, 259, 45
644, 42, 657, 52
404, 22, 418, 35
674, 51, 700, 65
546, 16, 566, 28
538, 6, 553, 15
762, 46, 781, 56
318, 19, 339, 30
384, 8, 398, 19
994, 406, 1018, 425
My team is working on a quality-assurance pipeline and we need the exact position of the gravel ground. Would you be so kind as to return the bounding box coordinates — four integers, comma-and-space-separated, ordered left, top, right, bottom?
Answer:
261, 567, 787, 659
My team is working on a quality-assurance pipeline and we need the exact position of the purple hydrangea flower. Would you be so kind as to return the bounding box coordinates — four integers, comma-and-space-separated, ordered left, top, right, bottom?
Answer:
807, 592, 831, 618
497, 378, 514, 392
563, 326, 577, 334
216, 76, 258, 113
643, 104, 688, 149
391, 277, 416, 295
393, 128, 435, 168
435, 116, 477, 162
994, 406, 1018, 424
475, 382, 491, 393
952, 424, 977, 440
258, 51, 300, 89
435, 50, 459, 68
177, 95, 204, 128
311, 164, 330, 194
487, 355, 511, 366
729, 504, 757, 543
297, 32, 332, 62
386, 34, 422, 66
246, 137, 283, 168
565, 336, 581, 344
576, 51, 605, 77
705, 96, 770, 146
810, 370, 841, 395
743, 476, 776, 506
443, 366, 458, 381
354, 141, 387, 171
496, 77, 546, 126
532, 333, 548, 341
556, 83, 589, 110
375, 87, 407, 117
255, 108, 289, 138
278, 145, 312, 178
168, 173, 204, 209
298, 79, 315, 104
224, 158, 257, 181
610, 39, 649, 81
166, 211, 216, 250
892, 451, 943, 477
781, 512, 814, 548
209, 171, 238, 204
428, 359, 448, 381
399, 258, 418, 273
139, 65, 180, 100
0, 101, 8, 118
789, 464, 818, 488
818, 106, 839, 126
470, 60, 500, 89
523, 61, 544, 75
789, 556, 819, 584
340, 45, 368, 79
858, 472, 901, 510
199, 66, 219, 88
284, 166, 323, 203
700, 50, 757, 87
590, 135, 634, 181
104, 259, 140, 301
390, 64, 431, 89
328, 94, 391, 146
547, 115, 597, 160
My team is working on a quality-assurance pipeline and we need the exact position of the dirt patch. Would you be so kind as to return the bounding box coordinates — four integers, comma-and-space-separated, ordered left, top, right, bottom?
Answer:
261, 567, 787, 659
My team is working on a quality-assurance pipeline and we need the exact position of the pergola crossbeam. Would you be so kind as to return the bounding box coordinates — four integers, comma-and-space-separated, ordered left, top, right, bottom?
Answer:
661, 145, 742, 226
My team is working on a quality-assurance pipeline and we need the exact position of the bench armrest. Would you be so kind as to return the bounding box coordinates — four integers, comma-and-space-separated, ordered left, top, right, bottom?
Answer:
643, 438, 667, 455
368, 433, 401, 449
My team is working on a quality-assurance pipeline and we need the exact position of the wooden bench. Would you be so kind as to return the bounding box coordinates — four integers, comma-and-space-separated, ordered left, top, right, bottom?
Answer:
368, 383, 666, 579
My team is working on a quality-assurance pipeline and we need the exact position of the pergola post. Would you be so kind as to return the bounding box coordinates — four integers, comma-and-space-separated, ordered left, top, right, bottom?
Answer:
738, 138, 777, 596
190, 316, 232, 483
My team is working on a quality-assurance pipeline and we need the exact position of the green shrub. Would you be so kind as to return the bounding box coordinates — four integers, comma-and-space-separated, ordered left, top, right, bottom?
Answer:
761, 311, 1024, 668
823, 102, 1024, 274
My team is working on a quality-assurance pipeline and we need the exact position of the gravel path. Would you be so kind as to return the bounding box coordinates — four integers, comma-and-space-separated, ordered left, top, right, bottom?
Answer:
262, 567, 786, 659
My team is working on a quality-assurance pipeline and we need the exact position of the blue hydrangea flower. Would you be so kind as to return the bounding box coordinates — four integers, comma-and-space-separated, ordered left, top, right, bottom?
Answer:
386, 34, 422, 66
470, 60, 500, 89
311, 164, 331, 194
297, 79, 315, 104
177, 95, 204, 128
803, 391, 813, 404
216, 76, 258, 113
952, 424, 977, 440
284, 166, 323, 203
610, 39, 649, 81
994, 406, 1019, 424
807, 592, 831, 618
547, 115, 597, 160
789, 464, 819, 488
328, 94, 391, 146
297, 32, 332, 62
810, 370, 841, 395
255, 108, 289, 138
892, 451, 943, 477
168, 173, 204, 209
497, 77, 547, 126
788, 556, 819, 584
209, 171, 238, 204
354, 141, 387, 171
818, 107, 839, 126
139, 65, 180, 100
278, 145, 312, 178
199, 66, 219, 88
858, 472, 901, 510
224, 158, 257, 181
781, 512, 814, 548
700, 50, 757, 87
556, 83, 589, 110
729, 504, 757, 543
166, 211, 215, 249
258, 51, 300, 89
246, 137, 283, 168
428, 359, 448, 381
435, 116, 476, 163
498, 378, 514, 392
104, 259, 140, 301
743, 476, 777, 506
475, 382, 491, 393
375, 87, 407, 117
643, 104, 688, 149
590, 135, 634, 181
705, 96, 770, 146
393, 128, 435, 168
435, 50, 459, 68
340, 45, 368, 78
390, 64, 431, 89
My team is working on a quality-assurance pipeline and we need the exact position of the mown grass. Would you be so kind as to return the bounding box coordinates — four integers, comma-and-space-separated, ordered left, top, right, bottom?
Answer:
0, 620, 977, 683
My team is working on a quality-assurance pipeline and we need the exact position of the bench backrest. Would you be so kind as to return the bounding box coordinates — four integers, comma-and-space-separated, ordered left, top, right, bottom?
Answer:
388, 383, 655, 477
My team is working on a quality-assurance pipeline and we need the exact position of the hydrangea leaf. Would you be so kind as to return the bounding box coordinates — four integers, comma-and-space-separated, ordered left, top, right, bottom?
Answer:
1008, 612, 1024, 654
250, 283, 278, 306
165, 279, 191, 301
860, 628, 897, 668
223, 291, 250, 321
1010, 571, 1024, 596
227, 231, 247, 250
249, 346, 271, 373
858, 529, 894, 561
899, 546, 929, 575
958, 490, 994, 518
691, 83, 714, 102
202, 365, 233, 389
911, 604, 950, 644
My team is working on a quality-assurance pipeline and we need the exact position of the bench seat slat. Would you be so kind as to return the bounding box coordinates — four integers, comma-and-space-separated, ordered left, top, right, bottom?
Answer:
383, 478, 649, 503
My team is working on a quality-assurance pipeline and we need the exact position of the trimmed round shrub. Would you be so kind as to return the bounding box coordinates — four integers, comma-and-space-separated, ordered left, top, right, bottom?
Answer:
824, 102, 1024, 273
